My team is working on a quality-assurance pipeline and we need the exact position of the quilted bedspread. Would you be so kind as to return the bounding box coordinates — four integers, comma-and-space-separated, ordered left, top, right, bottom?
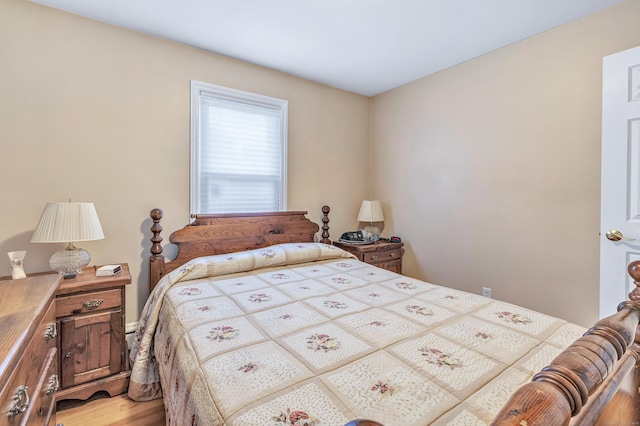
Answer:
128, 243, 586, 425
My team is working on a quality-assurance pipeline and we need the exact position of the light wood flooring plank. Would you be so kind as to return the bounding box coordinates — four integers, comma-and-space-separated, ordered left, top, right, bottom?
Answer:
57, 394, 165, 426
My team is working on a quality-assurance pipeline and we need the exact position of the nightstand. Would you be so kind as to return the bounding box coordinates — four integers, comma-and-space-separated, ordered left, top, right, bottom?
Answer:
54, 263, 132, 402
333, 240, 404, 273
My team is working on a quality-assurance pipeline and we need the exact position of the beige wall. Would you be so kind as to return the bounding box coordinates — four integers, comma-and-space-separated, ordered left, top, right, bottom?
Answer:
4, 0, 639, 329
371, 0, 640, 326
0, 0, 370, 324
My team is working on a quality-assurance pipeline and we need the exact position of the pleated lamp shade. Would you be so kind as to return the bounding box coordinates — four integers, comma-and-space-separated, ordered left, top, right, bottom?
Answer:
31, 202, 104, 278
357, 200, 384, 239
357, 200, 384, 223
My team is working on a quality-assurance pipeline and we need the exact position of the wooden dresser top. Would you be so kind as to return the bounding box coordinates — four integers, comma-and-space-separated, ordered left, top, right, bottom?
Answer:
0, 274, 60, 387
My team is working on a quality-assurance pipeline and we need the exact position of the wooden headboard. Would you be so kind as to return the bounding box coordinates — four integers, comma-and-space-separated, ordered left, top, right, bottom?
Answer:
148, 206, 331, 290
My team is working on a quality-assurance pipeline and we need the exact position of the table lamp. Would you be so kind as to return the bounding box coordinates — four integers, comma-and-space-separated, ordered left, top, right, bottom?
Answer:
357, 200, 384, 239
31, 201, 105, 278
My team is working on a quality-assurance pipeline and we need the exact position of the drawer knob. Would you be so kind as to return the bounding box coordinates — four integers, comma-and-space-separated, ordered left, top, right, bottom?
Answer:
46, 375, 60, 395
83, 299, 104, 310
44, 322, 57, 341
371, 255, 378, 260
8, 385, 30, 417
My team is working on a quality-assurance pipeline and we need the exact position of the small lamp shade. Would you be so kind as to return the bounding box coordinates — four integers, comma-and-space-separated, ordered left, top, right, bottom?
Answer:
31, 202, 104, 278
357, 200, 384, 239
357, 200, 384, 223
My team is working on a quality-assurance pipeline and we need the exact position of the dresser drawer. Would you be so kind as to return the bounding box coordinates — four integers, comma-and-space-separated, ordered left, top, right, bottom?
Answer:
364, 249, 401, 263
26, 347, 57, 426
56, 288, 121, 317
0, 301, 57, 425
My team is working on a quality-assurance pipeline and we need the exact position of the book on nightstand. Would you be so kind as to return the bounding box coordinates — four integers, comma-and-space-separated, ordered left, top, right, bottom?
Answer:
96, 264, 122, 276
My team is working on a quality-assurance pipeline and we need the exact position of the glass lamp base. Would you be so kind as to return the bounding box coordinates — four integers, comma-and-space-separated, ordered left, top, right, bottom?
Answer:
362, 225, 380, 235
361, 225, 381, 242
49, 243, 91, 279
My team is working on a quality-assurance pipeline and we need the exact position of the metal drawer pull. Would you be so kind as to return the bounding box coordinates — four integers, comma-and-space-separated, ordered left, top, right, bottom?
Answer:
389, 252, 396, 257
46, 375, 59, 395
370, 255, 378, 260
8, 385, 30, 417
44, 322, 57, 340
83, 299, 104, 310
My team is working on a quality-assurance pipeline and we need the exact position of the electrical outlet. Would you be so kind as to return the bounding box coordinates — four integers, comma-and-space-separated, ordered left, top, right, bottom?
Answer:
482, 287, 492, 298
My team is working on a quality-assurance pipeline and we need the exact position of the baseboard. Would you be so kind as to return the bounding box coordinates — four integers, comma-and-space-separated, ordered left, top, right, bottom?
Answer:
125, 321, 138, 348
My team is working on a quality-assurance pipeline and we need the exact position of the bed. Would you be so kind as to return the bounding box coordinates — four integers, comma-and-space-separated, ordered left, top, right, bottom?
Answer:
128, 207, 640, 425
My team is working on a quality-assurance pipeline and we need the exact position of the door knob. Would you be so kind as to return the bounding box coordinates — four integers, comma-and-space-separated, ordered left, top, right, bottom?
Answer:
606, 229, 636, 242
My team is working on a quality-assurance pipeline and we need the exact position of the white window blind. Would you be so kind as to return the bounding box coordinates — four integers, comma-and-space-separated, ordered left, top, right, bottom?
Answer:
190, 81, 288, 215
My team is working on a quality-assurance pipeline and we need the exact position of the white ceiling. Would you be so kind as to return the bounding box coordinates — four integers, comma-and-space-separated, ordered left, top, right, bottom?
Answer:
31, 0, 622, 96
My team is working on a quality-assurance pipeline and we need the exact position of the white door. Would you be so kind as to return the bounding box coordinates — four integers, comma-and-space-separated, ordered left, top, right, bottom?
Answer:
600, 45, 640, 318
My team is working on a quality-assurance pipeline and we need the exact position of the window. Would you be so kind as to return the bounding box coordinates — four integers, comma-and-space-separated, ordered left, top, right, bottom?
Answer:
190, 81, 288, 215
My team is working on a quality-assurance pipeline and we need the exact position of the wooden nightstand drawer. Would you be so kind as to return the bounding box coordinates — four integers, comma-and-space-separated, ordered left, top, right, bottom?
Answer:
364, 249, 401, 263
333, 240, 404, 273
56, 288, 121, 317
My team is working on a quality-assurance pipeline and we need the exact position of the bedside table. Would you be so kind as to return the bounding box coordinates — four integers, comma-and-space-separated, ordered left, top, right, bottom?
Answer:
333, 240, 404, 273
55, 263, 132, 401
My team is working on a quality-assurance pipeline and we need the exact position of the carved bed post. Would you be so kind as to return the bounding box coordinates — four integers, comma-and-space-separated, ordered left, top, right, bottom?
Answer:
320, 205, 331, 244
628, 260, 640, 303
344, 420, 383, 426
628, 260, 640, 346
149, 208, 165, 290
491, 263, 640, 425
492, 303, 640, 425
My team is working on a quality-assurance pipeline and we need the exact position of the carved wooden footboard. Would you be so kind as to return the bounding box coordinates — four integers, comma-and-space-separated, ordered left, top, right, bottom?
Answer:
492, 262, 640, 425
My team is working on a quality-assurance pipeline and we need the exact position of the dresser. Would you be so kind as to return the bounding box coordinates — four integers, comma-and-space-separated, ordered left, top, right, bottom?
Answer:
333, 240, 404, 273
0, 274, 61, 426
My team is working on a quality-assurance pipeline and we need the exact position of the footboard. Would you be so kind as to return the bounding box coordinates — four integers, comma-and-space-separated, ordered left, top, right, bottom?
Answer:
492, 261, 640, 425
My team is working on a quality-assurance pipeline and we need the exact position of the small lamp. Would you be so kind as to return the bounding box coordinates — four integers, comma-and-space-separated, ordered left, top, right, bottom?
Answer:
31, 201, 105, 279
357, 200, 384, 239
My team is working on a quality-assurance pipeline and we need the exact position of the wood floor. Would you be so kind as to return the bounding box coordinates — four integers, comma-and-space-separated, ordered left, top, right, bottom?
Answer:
56, 393, 166, 426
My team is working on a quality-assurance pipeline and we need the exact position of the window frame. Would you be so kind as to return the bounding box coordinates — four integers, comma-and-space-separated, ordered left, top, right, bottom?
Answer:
190, 80, 288, 216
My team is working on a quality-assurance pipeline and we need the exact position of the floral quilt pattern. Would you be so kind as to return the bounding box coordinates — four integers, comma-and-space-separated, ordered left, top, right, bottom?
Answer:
128, 242, 586, 425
